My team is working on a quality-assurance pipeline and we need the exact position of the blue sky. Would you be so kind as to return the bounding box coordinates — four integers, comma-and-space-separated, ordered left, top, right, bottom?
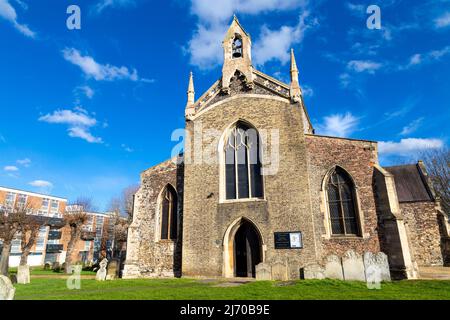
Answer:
0, 0, 449, 210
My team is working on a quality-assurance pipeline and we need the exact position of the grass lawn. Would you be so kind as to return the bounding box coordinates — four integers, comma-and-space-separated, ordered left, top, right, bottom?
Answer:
13, 277, 450, 300
9, 266, 96, 276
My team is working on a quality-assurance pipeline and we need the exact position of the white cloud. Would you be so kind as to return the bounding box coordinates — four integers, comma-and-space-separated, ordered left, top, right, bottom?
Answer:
39, 109, 97, 127
4, 165, 18, 172
17, 158, 31, 167
94, 0, 136, 13
347, 60, 382, 74
0, 0, 35, 38
121, 144, 134, 153
77, 85, 95, 99
0, 134, 5, 143
346, 3, 365, 16
316, 112, 360, 138
29, 180, 53, 188
302, 84, 314, 97
62, 48, 140, 82
253, 11, 316, 66
39, 108, 103, 144
403, 46, 450, 69
379, 138, 444, 156
435, 12, 450, 28
400, 117, 424, 136
186, 0, 311, 69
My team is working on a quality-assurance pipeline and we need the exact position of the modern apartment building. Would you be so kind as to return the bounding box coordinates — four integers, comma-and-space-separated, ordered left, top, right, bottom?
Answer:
0, 186, 121, 267
0, 186, 67, 266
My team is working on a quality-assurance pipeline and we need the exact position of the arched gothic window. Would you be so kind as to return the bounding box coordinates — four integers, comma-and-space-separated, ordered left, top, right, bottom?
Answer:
326, 167, 360, 236
232, 34, 243, 59
160, 185, 177, 240
224, 121, 263, 200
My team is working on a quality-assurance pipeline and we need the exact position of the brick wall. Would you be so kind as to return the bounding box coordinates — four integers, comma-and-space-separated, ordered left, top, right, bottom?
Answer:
305, 134, 381, 261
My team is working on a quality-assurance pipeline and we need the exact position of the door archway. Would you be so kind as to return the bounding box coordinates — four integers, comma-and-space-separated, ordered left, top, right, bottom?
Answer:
223, 217, 263, 278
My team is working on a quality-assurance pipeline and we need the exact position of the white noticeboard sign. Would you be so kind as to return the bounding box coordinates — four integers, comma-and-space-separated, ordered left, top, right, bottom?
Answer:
289, 232, 302, 249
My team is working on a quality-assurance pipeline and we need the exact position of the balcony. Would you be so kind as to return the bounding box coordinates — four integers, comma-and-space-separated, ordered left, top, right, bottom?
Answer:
46, 244, 63, 253
48, 230, 62, 240
81, 231, 96, 241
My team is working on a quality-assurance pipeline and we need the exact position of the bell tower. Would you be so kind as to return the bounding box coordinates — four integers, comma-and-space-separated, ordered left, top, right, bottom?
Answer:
221, 16, 254, 93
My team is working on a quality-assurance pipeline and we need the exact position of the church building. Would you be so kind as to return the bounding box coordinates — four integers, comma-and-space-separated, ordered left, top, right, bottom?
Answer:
123, 17, 449, 280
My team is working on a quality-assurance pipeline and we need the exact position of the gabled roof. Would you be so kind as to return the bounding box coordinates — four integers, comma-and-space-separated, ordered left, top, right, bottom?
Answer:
385, 163, 434, 203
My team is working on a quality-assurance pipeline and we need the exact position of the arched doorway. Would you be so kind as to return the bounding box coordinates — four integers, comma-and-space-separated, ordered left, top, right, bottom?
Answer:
234, 220, 262, 277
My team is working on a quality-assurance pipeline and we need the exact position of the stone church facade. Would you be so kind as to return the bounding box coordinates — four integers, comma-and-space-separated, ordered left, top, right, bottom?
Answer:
123, 17, 449, 280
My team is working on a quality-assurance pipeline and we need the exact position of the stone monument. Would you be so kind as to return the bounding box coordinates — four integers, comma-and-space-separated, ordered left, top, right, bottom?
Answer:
255, 263, 271, 281
325, 255, 344, 280
0, 275, 15, 300
342, 250, 366, 281
96, 258, 108, 281
17, 265, 30, 284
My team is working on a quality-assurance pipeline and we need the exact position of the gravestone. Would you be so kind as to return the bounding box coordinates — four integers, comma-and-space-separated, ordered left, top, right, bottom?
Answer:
9, 274, 17, 284
106, 260, 118, 280
17, 265, 30, 284
0, 275, 15, 300
302, 264, 325, 280
342, 250, 366, 281
325, 255, 344, 280
364, 252, 391, 282
255, 263, 271, 281
44, 263, 51, 270
52, 262, 61, 272
271, 261, 288, 281
96, 258, 108, 281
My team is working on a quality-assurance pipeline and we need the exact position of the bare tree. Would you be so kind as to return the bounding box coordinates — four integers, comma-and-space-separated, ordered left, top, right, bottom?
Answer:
422, 148, 450, 215
122, 185, 139, 222
19, 215, 48, 266
63, 197, 92, 273
0, 202, 32, 276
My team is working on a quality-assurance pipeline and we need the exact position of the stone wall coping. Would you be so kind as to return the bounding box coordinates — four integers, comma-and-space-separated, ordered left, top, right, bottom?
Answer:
305, 133, 378, 144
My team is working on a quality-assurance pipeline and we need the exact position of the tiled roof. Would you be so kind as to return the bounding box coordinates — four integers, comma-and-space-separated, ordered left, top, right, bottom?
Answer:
385, 164, 434, 203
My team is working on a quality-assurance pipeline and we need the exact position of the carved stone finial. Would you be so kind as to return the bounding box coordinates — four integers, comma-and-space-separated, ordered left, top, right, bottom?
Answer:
290, 48, 303, 103
185, 72, 196, 119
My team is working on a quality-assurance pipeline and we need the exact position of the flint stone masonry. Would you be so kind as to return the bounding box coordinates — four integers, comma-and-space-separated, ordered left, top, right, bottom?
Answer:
0, 275, 15, 300
325, 255, 344, 280
123, 17, 446, 281
255, 263, 271, 281
364, 252, 391, 282
342, 250, 366, 281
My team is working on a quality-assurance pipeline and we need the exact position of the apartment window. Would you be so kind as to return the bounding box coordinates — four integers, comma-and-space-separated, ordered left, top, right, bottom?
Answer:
17, 194, 27, 206
39, 198, 50, 215
5, 192, 16, 208
35, 226, 47, 251
51, 200, 59, 211
84, 241, 91, 251
11, 236, 21, 253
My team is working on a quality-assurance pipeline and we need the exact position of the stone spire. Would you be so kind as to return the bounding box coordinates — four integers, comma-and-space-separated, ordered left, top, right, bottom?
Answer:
290, 49, 302, 103
185, 72, 196, 119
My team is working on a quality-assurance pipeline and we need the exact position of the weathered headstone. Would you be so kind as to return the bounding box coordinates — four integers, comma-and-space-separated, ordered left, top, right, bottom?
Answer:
255, 263, 271, 281
9, 274, 17, 285
52, 262, 61, 272
364, 252, 391, 282
302, 264, 325, 280
271, 261, 288, 281
17, 265, 30, 284
0, 275, 15, 300
44, 262, 51, 270
106, 260, 118, 280
96, 258, 108, 281
325, 255, 344, 280
342, 250, 366, 281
